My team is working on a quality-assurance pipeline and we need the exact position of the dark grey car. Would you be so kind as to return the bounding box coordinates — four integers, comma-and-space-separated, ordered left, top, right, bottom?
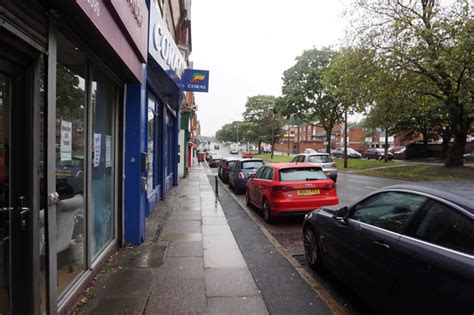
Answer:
303, 184, 474, 314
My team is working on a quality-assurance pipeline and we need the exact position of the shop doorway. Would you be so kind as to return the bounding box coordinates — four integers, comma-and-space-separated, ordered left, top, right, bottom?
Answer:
0, 60, 37, 314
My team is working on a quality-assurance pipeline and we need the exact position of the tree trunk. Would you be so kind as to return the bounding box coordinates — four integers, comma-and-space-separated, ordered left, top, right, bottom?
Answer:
384, 129, 389, 163
444, 97, 469, 167
258, 141, 262, 154
440, 126, 451, 159
325, 128, 332, 154
445, 131, 466, 168
422, 131, 429, 158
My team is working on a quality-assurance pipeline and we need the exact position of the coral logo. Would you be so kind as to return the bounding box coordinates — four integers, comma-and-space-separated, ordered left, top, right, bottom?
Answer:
190, 73, 206, 83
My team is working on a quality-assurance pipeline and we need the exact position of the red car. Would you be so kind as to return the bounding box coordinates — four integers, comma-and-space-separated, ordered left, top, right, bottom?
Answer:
241, 151, 253, 158
245, 163, 339, 222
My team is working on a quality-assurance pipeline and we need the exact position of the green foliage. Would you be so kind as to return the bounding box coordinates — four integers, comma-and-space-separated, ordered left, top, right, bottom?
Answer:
242, 95, 284, 150
350, 0, 474, 167
279, 47, 344, 152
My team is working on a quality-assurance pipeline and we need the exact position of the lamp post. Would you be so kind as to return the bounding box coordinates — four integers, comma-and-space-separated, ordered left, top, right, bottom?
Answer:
271, 112, 275, 159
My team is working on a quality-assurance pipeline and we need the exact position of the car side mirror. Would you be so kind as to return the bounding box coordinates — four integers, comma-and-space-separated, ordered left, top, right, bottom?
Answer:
333, 206, 349, 220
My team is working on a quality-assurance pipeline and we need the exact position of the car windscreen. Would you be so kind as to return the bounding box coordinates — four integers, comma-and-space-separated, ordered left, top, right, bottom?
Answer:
308, 155, 332, 163
279, 167, 327, 181
242, 161, 264, 169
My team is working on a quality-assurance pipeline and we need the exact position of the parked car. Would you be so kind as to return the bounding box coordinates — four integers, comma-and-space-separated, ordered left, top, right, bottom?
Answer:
218, 157, 239, 183
463, 152, 474, 162
364, 148, 393, 160
302, 184, 474, 314
228, 158, 265, 193
331, 147, 362, 159
303, 148, 317, 154
241, 151, 253, 158
388, 146, 406, 159
388, 146, 404, 154
208, 153, 223, 168
206, 151, 215, 161
246, 163, 339, 222
291, 153, 338, 182
230, 148, 239, 154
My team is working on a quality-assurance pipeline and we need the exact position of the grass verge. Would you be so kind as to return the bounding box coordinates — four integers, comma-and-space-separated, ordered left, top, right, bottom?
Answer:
353, 164, 474, 181
254, 155, 474, 181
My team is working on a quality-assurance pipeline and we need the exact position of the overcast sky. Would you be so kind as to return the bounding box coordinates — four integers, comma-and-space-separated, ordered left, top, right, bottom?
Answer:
190, 0, 350, 136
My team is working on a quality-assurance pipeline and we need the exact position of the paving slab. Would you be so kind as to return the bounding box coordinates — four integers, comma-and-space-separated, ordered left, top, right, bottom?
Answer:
166, 241, 203, 257
204, 248, 247, 268
208, 296, 269, 315
156, 257, 205, 279
202, 224, 233, 236
159, 232, 202, 242
161, 220, 201, 234
202, 216, 228, 225
145, 278, 207, 315
205, 267, 260, 297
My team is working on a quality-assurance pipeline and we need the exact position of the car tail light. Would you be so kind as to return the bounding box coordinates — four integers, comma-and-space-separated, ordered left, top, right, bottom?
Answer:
272, 185, 295, 192
331, 163, 337, 168
239, 172, 245, 179
324, 183, 335, 190
223, 163, 228, 169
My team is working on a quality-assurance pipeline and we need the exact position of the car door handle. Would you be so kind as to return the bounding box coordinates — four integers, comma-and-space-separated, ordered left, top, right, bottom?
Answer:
373, 240, 390, 249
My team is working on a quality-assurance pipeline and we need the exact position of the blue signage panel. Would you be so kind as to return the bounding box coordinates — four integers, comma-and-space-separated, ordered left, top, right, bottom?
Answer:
178, 69, 210, 92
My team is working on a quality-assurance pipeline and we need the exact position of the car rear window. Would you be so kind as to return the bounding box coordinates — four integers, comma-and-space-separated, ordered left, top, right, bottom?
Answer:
242, 161, 264, 169
308, 155, 332, 163
279, 167, 327, 182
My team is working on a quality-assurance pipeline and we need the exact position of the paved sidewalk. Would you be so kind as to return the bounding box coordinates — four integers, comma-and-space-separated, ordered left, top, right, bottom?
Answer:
78, 163, 268, 314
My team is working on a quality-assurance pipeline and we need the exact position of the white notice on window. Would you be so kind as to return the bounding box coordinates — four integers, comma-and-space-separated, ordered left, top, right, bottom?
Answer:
93, 133, 101, 167
105, 135, 112, 167
60, 120, 72, 161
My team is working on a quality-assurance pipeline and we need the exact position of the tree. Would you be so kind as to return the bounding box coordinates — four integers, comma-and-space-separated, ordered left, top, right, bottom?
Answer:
323, 47, 375, 165
279, 48, 343, 153
242, 95, 284, 155
215, 121, 245, 143
351, 0, 474, 167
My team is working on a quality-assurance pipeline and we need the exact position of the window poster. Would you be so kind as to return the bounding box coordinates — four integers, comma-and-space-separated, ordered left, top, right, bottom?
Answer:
105, 135, 112, 167
60, 120, 73, 161
93, 133, 101, 167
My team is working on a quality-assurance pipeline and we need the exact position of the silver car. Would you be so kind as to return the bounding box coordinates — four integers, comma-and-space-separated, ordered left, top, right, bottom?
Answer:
291, 153, 338, 182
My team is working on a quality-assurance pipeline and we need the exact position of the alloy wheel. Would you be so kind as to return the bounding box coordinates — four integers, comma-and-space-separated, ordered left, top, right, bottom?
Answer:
262, 200, 273, 223
303, 226, 322, 270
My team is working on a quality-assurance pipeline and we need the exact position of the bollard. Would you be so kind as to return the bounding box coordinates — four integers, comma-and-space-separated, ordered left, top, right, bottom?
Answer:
215, 175, 218, 196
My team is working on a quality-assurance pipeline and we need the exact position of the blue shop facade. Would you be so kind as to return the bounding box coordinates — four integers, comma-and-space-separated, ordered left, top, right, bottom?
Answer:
124, 1, 188, 244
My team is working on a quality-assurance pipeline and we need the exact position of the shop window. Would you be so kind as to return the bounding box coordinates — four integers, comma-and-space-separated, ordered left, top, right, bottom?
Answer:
147, 99, 155, 193
91, 65, 115, 259
54, 33, 87, 297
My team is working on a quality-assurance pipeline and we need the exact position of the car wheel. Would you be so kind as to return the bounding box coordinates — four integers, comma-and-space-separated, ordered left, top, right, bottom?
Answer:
303, 225, 323, 271
262, 199, 273, 223
377, 155, 383, 161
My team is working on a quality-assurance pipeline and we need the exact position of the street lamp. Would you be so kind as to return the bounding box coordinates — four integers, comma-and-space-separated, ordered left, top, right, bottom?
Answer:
271, 112, 275, 159
235, 124, 239, 144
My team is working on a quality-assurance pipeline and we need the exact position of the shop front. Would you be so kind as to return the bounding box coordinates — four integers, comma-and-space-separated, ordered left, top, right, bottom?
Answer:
123, 0, 186, 244
0, 0, 147, 313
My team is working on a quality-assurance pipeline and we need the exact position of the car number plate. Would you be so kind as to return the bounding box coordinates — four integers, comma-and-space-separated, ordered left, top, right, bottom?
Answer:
297, 189, 320, 196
